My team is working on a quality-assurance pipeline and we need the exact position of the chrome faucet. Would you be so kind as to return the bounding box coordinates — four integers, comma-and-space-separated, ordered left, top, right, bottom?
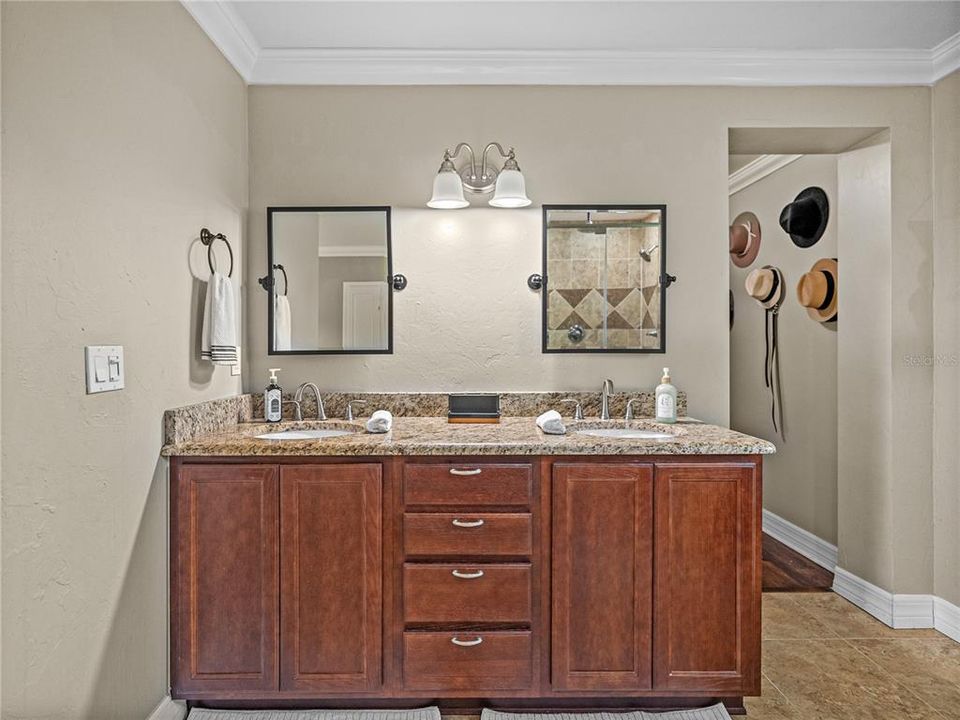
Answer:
625, 398, 642, 421
295, 382, 327, 420
600, 379, 614, 421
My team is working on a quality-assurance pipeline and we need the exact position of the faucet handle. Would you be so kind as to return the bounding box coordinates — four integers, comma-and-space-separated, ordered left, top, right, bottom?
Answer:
625, 398, 643, 421
345, 399, 367, 421
560, 398, 584, 421
281, 399, 303, 422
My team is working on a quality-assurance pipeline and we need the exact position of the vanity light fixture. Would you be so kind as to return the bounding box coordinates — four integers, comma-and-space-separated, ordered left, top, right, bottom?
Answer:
428, 142, 531, 209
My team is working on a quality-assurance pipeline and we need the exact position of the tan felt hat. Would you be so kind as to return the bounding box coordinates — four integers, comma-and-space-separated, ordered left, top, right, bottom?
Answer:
797, 257, 838, 323
745, 265, 784, 310
730, 211, 761, 268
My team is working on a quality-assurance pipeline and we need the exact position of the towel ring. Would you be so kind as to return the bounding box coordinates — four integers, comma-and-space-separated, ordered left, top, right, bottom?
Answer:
273, 264, 288, 296
200, 228, 233, 278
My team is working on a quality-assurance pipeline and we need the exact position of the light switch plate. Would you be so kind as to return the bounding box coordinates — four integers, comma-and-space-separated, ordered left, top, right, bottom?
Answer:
85, 345, 124, 393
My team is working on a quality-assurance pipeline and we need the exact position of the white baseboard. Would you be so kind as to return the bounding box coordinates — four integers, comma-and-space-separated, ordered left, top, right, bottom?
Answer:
832, 566, 897, 626
935, 596, 960, 642
762, 509, 838, 571
147, 695, 187, 720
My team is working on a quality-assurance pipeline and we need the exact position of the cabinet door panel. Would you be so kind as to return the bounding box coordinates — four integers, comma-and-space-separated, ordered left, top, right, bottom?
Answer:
173, 464, 279, 695
552, 463, 653, 691
653, 462, 761, 694
281, 464, 383, 692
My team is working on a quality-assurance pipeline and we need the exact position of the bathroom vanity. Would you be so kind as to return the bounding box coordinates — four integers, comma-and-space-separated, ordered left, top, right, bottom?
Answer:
166, 417, 772, 714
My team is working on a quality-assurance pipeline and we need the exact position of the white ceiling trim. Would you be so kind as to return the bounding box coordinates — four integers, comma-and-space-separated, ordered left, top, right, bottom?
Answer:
183, 2, 960, 87
182, 0, 259, 80
729, 155, 803, 196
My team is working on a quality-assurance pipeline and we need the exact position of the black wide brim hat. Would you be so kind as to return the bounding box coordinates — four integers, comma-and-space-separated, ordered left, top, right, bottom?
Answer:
779, 186, 829, 248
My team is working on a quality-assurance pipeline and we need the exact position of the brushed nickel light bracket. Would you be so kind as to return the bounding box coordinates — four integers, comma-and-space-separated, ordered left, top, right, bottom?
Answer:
428, 142, 531, 209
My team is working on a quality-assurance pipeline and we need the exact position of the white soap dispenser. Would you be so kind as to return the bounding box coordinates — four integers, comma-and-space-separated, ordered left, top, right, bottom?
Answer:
265, 368, 283, 423
656, 367, 677, 424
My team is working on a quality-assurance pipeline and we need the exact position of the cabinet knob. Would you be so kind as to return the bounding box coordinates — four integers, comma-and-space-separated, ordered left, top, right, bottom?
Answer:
451, 569, 485, 579
452, 518, 485, 528
451, 636, 483, 647
450, 467, 482, 476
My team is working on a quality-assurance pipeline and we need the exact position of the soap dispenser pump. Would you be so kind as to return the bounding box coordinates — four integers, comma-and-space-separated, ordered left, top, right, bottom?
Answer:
265, 368, 283, 423
656, 367, 677, 424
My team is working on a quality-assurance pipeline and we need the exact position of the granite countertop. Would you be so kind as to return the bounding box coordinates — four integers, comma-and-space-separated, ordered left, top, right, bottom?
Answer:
162, 416, 776, 457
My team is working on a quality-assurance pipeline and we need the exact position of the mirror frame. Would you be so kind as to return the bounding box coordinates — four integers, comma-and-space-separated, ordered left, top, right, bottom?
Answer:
541, 203, 668, 354
266, 205, 394, 356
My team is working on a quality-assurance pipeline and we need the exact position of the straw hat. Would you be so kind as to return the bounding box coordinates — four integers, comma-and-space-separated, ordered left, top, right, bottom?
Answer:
729, 211, 761, 268
745, 265, 785, 310
779, 187, 829, 248
796, 258, 838, 322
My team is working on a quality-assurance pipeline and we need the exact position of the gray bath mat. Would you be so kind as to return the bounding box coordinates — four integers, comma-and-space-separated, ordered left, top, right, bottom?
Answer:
189, 708, 441, 720
482, 705, 731, 720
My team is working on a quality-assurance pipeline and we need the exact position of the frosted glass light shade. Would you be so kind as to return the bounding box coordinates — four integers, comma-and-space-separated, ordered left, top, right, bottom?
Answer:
489, 168, 531, 208
428, 170, 469, 209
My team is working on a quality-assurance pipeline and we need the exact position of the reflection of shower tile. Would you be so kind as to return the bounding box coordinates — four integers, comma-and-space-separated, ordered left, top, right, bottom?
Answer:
547, 291, 573, 330
570, 260, 601, 289
606, 258, 630, 286
617, 288, 646, 328
556, 288, 591, 307
574, 289, 606, 328
547, 259, 572, 288
607, 329, 631, 349
629, 258, 645, 287
558, 310, 590, 330
644, 329, 662, 350
606, 288, 634, 307
547, 229, 573, 260
571, 233, 604, 260
606, 309, 633, 329
606, 229, 630, 259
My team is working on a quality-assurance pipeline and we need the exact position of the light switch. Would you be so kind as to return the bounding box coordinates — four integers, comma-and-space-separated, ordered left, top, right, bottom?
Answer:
85, 345, 124, 394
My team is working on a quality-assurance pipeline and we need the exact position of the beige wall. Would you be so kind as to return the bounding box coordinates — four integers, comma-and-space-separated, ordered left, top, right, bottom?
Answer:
933, 69, 960, 608
729, 154, 839, 545
248, 84, 933, 594
1, 3, 247, 719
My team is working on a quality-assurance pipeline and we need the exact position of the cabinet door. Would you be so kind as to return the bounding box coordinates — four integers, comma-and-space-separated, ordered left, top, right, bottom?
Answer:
552, 463, 653, 691
172, 464, 279, 695
653, 462, 761, 694
281, 464, 383, 692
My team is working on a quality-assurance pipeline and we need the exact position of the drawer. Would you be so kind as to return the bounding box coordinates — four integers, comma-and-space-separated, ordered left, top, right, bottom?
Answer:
403, 563, 531, 624
403, 463, 533, 508
403, 630, 533, 691
404, 513, 533, 558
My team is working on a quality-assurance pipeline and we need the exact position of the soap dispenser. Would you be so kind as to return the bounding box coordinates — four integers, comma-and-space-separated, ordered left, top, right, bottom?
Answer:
656, 367, 677, 424
265, 368, 283, 423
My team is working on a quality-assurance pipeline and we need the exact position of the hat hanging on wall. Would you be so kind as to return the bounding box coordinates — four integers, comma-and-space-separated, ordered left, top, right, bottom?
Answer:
745, 265, 785, 310
779, 187, 829, 248
729, 211, 761, 267
797, 257, 838, 323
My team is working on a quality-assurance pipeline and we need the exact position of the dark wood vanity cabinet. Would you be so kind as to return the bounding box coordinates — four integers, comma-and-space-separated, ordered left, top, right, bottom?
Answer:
170, 455, 761, 708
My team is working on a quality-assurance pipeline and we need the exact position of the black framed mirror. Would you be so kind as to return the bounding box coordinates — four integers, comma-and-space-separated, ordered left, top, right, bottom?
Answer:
541, 204, 668, 353
266, 206, 393, 355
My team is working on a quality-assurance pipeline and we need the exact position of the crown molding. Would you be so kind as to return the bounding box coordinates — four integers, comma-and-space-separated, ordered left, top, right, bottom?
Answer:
729, 155, 803, 196
180, 3, 960, 87
932, 31, 960, 82
181, 0, 258, 81
250, 48, 941, 86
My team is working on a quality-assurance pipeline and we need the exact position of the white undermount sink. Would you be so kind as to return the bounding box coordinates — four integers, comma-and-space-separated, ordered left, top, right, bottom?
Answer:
574, 428, 675, 440
256, 429, 356, 441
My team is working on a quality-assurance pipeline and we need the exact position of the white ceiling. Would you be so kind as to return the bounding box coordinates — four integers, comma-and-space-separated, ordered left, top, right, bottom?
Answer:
183, 0, 960, 85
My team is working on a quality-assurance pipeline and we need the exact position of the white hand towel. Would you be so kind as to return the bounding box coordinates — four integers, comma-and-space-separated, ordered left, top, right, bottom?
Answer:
274, 294, 292, 351
366, 409, 393, 433
536, 409, 566, 435
200, 272, 238, 365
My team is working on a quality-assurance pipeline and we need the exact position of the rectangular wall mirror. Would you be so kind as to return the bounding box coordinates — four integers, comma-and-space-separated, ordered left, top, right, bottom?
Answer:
542, 204, 667, 353
267, 206, 393, 354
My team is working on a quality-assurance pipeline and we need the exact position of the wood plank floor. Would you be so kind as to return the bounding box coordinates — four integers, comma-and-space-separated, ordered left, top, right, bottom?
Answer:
762, 533, 834, 592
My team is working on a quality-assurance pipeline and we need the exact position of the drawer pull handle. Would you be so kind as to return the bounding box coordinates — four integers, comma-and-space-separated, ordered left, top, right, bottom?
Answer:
451, 636, 483, 647
452, 569, 484, 579
452, 518, 485, 528
450, 468, 482, 476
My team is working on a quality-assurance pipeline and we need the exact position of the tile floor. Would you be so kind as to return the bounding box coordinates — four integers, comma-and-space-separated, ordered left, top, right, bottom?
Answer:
750, 592, 959, 719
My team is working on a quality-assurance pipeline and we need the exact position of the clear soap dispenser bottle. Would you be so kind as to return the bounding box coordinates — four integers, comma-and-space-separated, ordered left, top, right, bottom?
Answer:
656, 367, 677, 424
265, 368, 283, 423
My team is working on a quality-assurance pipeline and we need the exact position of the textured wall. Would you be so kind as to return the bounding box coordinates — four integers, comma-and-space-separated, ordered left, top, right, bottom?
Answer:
729, 154, 839, 545
933, 69, 960, 608
1, 3, 247, 718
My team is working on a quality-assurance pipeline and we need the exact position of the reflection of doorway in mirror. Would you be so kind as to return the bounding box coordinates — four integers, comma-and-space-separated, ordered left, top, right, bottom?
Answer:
342, 281, 388, 350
